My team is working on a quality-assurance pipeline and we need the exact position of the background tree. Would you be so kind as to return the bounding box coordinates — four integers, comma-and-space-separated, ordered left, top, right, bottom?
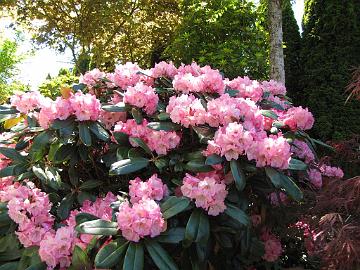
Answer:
268, 0, 285, 83
301, 0, 360, 140
282, 0, 301, 100
164, 0, 269, 79
1, 0, 180, 73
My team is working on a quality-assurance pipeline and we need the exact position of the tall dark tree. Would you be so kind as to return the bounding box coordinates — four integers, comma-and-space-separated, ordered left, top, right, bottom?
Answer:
282, 0, 301, 100
301, 0, 360, 140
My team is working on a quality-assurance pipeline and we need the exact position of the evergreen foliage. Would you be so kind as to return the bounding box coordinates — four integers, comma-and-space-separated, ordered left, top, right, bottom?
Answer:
301, 0, 360, 140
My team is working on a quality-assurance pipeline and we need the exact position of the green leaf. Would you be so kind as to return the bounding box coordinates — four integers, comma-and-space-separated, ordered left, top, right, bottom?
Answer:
0, 165, 15, 178
156, 227, 185, 244
224, 203, 250, 226
154, 158, 168, 171
157, 112, 170, 121
205, 154, 223, 165
147, 122, 181, 131
29, 131, 55, 162
76, 219, 118, 235
109, 158, 149, 175
113, 132, 129, 145
265, 167, 303, 201
288, 158, 307, 171
51, 118, 75, 129
71, 246, 91, 270
145, 240, 178, 270
89, 122, 110, 141
102, 102, 127, 112
0, 105, 18, 114
224, 89, 239, 97
95, 240, 128, 268
260, 110, 278, 120
230, 160, 246, 191
57, 193, 75, 220
129, 138, 152, 155
78, 122, 92, 146
15, 137, 30, 151
79, 180, 103, 190
185, 160, 213, 172
0, 262, 19, 270
161, 196, 190, 219
123, 242, 144, 270
53, 144, 74, 162
184, 209, 209, 247
131, 108, 143, 124
0, 147, 26, 163
75, 213, 99, 225
310, 138, 335, 151
192, 126, 214, 143
25, 262, 47, 270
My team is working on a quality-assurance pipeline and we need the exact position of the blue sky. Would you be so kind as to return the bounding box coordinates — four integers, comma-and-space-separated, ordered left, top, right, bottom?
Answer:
1, 0, 304, 90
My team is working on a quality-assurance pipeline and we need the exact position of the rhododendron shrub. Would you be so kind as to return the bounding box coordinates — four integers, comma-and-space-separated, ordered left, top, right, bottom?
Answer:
0, 61, 342, 269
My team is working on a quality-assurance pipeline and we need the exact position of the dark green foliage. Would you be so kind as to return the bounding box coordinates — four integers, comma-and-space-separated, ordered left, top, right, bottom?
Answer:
164, 0, 269, 79
282, 0, 302, 100
300, 0, 360, 140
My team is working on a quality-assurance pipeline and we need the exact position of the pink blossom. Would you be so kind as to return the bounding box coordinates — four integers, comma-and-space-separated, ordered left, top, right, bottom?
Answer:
181, 173, 227, 216
151, 61, 178, 79
269, 192, 288, 206
261, 80, 287, 96
308, 169, 322, 188
114, 119, 180, 155
99, 110, 127, 129
69, 91, 101, 121
226, 76, 263, 102
79, 68, 106, 87
320, 165, 344, 179
123, 82, 159, 115
129, 174, 168, 204
39, 227, 76, 269
38, 98, 57, 129
280, 106, 314, 131
55, 97, 73, 120
205, 122, 254, 161
291, 139, 315, 164
10, 91, 45, 114
166, 94, 207, 127
246, 135, 291, 169
260, 230, 283, 262
116, 199, 167, 242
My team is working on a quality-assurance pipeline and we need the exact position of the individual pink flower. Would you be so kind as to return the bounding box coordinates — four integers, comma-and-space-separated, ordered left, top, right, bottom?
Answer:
260, 230, 283, 262
69, 91, 101, 121
181, 173, 227, 216
269, 192, 288, 206
38, 98, 57, 129
39, 227, 76, 269
308, 169, 322, 188
280, 106, 314, 131
151, 61, 178, 79
166, 94, 207, 127
55, 97, 73, 120
320, 165, 344, 179
10, 90, 45, 114
116, 198, 167, 242
246, 135, 291, 169
129, 174, 168, 204
291, 139, 315, 164
123, 82, 159, 115
205, 122, 254, 161
226, 76, 263, 102
261, 80, 287, 96
251, 215, 262, 227
79, 68, 106, 87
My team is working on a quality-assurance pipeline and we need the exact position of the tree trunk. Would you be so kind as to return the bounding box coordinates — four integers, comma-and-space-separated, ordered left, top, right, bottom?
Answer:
268, 0, 285, 83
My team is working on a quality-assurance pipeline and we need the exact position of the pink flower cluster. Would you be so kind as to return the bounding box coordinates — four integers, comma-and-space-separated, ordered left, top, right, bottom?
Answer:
280, 106, 314, 131
260, 230, 283, 262
99, 110, 127, 129
226, 76, 263, 102
320, 165, 344, 179
261, 80, 287, 96
69, 91, 101, 121
0, 182, 54, 247
205, 122, 254, 161
114, 119, 180, 155
116, 198, 167, 242
10, 90, 45, 114
123, 83, 159, 115
129, 174, 168, 203
39, 226, 76, 269
150, 61, 178, 79
308, 169, 322, 188
173, 64, 225, 94
269, 191, 288, 206
291, 139, 315, 164
79, 68, 106, 87
180, 173, 227, 216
